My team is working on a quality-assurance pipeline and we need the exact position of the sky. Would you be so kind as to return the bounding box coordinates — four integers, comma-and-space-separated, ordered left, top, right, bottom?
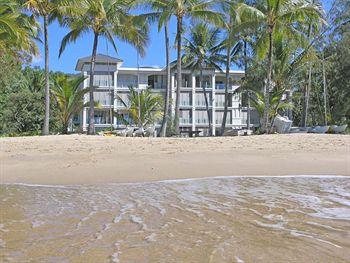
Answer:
31, 1, 332, 74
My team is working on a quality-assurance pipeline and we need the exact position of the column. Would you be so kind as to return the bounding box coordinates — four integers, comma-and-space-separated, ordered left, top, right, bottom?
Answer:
82, 108, 87, 132
113, 71, 118, 127
192, 74, 196, 131
211, 73, 216, 135
82, 71, 88, 131
171, 74, 176, 118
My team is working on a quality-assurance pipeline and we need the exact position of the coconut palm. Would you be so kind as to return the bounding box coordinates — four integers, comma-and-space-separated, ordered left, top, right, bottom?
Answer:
219, 0, 264, 135
149, 0, 222, 135
22, 0, 79, 135
143, 0, 172, 137
59, 0, 148, 135
182, 23, 224, 135
117, 87, 163, 128
51, 74, 93, 134
0, 0, 39, 55
255, 0, 323, 133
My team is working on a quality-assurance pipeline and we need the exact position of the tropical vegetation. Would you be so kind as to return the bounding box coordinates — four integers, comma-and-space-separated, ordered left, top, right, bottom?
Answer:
116, 87, 163, 128
0, 0, 349, 137
51, 74, 91, 134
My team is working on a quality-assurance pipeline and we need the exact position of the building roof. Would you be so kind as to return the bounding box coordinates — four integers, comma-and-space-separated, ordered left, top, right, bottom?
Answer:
75, 54, 123, 70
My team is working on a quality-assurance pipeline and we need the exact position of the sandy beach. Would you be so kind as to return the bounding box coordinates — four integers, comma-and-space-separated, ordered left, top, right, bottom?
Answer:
1, 134, 349, 185
1, 134, 350, 262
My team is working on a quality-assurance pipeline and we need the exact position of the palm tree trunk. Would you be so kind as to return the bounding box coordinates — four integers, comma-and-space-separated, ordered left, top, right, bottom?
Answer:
301, 24, 313, 128
88, 32, 99, 135
42, 14, 50, 136
62, 123, 69, 134
200, 68, 212, 136
160, 21, 171, 137
322, 54, 327, 126
220, 41, 231, 135
302, 63, 312, 127
174, 16, 182, 135
244, 40, 251, 131
263, 26, 273, 133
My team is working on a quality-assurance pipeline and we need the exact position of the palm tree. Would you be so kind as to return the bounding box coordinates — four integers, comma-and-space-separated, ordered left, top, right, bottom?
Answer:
22, 0, 78, 135
151, 0, 222, 135
182, 23, 224, 135
0, 0, 39, 56
249, 88, 293, 128
117, 87, 163, 128
59, 0, 149, 135
219, 1, 264, 135
144, 0, 172, 137
255, 0, 323, 133
51, 74, 93, 134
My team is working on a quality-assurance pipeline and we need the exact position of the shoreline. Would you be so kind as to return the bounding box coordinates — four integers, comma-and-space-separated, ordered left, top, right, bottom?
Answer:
1, 134, 349, 185
2, 174, 349, 188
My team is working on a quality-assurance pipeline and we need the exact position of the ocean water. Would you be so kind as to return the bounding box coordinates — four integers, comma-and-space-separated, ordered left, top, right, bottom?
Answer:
1, 176, 349, 262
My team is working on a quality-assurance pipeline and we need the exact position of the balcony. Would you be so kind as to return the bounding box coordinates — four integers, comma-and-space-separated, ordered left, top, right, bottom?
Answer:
86, 92, 113, 106
195, 102, 212, 107
87, 75, 114, 87
215, 84, 240, 92
117, 82, 137, 89
180, 118, 192, 125
180, 100, 192, 107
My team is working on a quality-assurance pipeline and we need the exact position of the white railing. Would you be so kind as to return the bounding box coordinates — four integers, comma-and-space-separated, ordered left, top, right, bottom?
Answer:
180, 100, 191, 106
87, 75, 114, 87
180, 118, 192, 124
86, 92, 112, 106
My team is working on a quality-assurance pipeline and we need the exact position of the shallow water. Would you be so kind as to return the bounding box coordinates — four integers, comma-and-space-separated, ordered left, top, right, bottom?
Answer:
1, 176, 350, 262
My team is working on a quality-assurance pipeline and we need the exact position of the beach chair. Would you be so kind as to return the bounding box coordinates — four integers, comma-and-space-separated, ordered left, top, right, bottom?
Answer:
126, 127, 134, 137
115, 129, 127, 137
134, 127, 145, 137
144, 126, 156, 137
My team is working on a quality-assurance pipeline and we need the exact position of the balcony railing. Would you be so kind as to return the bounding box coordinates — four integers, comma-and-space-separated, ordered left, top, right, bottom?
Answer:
87, 75, 114, 87
195, 102, 212, 107
180, 101, 191, 107
117, 82, 137, 89
86, 92, 113, 106
195, 119, 209, 124
180, 118, 192, 124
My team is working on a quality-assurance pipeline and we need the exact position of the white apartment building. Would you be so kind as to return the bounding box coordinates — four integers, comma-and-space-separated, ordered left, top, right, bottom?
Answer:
75, 54, 256, 136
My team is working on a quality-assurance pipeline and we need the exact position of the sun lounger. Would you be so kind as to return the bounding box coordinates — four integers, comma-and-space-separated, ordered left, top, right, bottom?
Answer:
144, 126, 156, 137
134, 127, 145, 137
115, 129, 127, 137
126, 127, 135, 137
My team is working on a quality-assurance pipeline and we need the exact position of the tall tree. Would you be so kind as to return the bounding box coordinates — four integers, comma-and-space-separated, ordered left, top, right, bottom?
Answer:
145, 0, 172, 136
219, 1, 263, 135
182, 23, 224, 135
255, 0, 323, 133
153, 0, 221, 135
0, 0, 39, 57
23, 0, 78, 135
59, 0, 149, 135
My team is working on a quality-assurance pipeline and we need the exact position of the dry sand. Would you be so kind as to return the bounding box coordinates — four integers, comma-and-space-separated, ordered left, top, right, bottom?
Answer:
0, 134, 349, 185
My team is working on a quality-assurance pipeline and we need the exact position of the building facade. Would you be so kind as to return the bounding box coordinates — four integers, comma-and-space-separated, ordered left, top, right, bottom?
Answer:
76, 54, 256, 135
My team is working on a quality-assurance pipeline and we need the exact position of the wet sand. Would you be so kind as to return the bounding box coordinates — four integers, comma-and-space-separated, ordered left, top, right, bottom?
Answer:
1, 176, 350, 262
1, 134, 349, 184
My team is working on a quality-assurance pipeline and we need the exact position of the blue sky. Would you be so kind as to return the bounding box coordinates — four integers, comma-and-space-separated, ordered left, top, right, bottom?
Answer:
31, 1, 332, 73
